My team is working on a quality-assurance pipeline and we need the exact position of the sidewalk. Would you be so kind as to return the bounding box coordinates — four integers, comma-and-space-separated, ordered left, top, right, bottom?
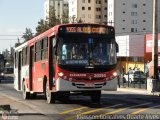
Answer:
0, 95, 35, 113
117, 87, 160, 96
117, 87, 151, 94
0, 94, 48, 120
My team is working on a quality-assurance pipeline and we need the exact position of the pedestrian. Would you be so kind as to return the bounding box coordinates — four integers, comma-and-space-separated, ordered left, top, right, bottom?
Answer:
122, 66, 126, 84
128, 67, 133, 74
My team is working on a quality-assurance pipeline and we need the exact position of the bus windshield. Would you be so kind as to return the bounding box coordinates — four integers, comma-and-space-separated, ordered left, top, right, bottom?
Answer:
57, 37, 117, 66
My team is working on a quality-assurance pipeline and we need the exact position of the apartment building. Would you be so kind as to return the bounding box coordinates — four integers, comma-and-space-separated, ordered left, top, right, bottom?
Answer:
69, 0, 108, 24
108, 0, 160, 35
44, 0, 68, 20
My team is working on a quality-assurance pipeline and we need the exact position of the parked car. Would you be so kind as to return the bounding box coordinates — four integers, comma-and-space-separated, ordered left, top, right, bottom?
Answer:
123, 71, 146, 83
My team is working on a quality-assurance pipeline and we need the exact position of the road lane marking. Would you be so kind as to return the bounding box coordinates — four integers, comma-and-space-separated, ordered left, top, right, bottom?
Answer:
80, 104, 122, 115
62, 102, 152, 120
79, 108, 104, 114
103, 102, 152, 115
104, 108, 127, 115
59, 107, 88, 115
131, 104, 160, 115
64, 104, 123, 120
131, 108, 148, 115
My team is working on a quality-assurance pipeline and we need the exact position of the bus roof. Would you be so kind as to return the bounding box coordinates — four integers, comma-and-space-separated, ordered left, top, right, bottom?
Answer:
15, 23, 114, 50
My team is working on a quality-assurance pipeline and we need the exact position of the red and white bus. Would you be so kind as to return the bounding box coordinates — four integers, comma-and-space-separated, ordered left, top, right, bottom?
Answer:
14, 23, 118, 103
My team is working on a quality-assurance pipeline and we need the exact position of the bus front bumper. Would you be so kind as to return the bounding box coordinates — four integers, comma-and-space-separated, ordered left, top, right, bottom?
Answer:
56, 78, 117, 92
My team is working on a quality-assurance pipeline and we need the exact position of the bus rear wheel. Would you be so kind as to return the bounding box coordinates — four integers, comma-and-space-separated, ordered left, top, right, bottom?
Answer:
90, 90, 101, 103
46, 83, 56, 104
22, 82, 30, 100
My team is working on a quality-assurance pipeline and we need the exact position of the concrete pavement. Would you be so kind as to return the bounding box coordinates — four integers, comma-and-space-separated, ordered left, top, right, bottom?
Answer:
0, 94, 37, 113
0, 87, 154, 112
118, 87, 160, 98
0, 94, 49, 120
0, 86, 159, 120
117, 87, 152, 95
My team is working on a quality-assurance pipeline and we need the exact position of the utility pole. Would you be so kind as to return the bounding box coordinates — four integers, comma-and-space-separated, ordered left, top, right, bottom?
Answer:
152, 0, 159, 80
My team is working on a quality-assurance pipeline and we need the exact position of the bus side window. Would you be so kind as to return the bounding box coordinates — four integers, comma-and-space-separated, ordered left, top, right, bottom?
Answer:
42, 38, 48, 60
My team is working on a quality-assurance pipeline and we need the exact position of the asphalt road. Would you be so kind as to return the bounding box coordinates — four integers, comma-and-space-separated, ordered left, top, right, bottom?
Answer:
0, 78, 160, 120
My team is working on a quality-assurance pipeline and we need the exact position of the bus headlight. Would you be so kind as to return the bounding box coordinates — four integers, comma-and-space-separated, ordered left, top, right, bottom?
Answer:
58, 72, 64, 77
113, 72, 117, 77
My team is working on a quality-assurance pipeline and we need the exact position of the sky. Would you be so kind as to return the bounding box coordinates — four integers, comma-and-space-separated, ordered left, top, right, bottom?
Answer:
0, 0, 44, 51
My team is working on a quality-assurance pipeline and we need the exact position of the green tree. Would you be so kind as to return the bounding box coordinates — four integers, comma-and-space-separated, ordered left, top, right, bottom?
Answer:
61, 11, 69, 24
77, 18, 83, 23
22, 28, 34, 41
71, 15, 76, 23
35, 19, 48, 36
47, 6, 61, 28
35, 6, 61, 36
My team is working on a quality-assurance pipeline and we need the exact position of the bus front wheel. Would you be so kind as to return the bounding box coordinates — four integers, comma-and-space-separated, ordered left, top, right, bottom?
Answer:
46, 83, 56, 104
22, 82, 30, 100
90, 90, 101, 103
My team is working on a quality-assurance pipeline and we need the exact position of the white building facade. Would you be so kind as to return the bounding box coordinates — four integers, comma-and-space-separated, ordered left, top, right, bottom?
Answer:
108, 0, 160, 35
116, 35, 145, 57
69, 0, 108, 24
116, 35, 145, 73
44, 0, 68, 20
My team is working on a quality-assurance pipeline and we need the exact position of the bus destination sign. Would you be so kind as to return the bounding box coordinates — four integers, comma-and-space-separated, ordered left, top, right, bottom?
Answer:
62, 27, 114, 34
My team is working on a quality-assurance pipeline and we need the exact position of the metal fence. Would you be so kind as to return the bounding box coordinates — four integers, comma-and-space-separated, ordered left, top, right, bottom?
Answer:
117, 74, 147, 89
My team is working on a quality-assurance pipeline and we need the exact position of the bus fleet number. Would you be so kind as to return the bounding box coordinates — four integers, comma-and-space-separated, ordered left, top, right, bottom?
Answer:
94, 74, 106, 77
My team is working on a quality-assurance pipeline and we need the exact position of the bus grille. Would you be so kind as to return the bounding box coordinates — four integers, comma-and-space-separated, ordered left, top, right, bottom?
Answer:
74, 77, 105, 81
72, 82, 106, 89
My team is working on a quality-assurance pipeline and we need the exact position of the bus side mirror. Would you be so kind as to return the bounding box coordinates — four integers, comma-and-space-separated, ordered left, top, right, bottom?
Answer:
116, 42, 119, 53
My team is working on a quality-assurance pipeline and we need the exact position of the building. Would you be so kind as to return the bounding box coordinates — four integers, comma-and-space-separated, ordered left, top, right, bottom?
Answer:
44, 0, 69, 20
108, 0, 160, 35
68, 0, 108, 24
116, 35, 145, 72
145, 33, 160, 62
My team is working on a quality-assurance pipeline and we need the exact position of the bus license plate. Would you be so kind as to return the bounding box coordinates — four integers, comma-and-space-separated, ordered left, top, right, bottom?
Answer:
85, 83, 95, 87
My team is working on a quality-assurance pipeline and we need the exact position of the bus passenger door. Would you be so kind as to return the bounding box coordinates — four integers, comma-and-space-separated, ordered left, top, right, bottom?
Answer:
18, 51, 22, 90
49, 37, 56, 90
29, 46, 34, 91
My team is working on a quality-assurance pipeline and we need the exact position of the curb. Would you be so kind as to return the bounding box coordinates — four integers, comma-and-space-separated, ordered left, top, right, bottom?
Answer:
117, 88, 154, 95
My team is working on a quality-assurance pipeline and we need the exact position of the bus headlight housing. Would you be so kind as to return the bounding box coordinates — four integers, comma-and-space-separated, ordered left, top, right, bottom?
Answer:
113, 72, 117, 77
58, 72, 64, 77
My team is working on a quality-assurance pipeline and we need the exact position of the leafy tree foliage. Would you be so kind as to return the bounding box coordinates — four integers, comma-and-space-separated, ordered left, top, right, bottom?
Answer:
22, 28, 34, 41
35, 6, 61, 36
70, 15, 76, 23
77, 18, 83, 23
35, 6, 69, 36
47, 6, 61, 28
61, 11, 69, 24
35, 19, 48, 36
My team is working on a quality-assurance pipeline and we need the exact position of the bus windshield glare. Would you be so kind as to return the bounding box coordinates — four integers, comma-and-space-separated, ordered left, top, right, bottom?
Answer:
57, 37, 117, 66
